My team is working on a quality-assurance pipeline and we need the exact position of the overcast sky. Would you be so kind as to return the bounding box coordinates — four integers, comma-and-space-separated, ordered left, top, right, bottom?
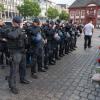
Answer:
50, 0, 75, 5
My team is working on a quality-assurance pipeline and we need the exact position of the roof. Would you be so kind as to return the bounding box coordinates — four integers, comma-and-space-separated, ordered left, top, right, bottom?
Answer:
69, 0, 100, 8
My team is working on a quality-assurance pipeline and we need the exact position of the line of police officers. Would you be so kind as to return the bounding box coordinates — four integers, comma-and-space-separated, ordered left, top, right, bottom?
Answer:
0, 17, 81, 94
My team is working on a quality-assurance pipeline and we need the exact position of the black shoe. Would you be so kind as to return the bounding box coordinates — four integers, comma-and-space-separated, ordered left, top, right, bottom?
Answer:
31, 74, 38, 79
65, 52, 68, 54
68, 51, 71, 53
84, 48, 86, 50
62, 54, 65, 56
44, 65, 49, 70
52, 59, 56, 63
75, 46, 78, 48
20, 79, 30, 84
72, 48, 76, 50
10, 87, 19, 94
70, 49, 73, 51
38, 69, 46, 72
55, 57, 61, 60
49, 62, 55, 65
88, 46, 92, 48
59, 55, 63, 57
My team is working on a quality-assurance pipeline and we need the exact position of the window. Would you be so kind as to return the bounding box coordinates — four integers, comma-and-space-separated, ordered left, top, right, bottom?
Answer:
70, 11, 74, 16
76, 10, 80, 16
98, 9, 100, 15
81, 10, 85, 16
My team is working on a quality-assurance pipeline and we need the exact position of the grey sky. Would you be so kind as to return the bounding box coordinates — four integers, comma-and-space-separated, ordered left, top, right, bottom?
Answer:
50, 0, 75, 5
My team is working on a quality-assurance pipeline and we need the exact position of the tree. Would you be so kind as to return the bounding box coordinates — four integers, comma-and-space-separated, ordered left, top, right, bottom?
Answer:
59, 10, 69, 21
17, 0, 41, 17
0, 3, 4, 12
47, 7, 59, 19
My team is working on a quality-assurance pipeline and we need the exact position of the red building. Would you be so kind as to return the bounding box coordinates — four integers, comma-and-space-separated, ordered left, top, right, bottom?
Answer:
69, 0, 100, 27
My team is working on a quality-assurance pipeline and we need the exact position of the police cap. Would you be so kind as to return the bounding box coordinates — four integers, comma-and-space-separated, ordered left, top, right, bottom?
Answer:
33, 18, 40, 24
49, 21, 54, 25
13, 16, 22, 24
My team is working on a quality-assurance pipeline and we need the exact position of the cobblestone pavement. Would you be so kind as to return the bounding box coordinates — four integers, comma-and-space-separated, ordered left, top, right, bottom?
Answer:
0, 29, 100, 100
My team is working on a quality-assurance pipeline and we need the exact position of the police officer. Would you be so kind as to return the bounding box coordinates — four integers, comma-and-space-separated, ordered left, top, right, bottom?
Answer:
23, 22, 31, 67
28, 18, 46, 79
7, 16, 30, 94
73, 22, 79, 48
54, 20, 61, 60
58, 24, 65, 57
67, 20, 75, 51
65, 22, 71, 54
41, 21, 49, 69
46, 21, 56, 65
0, 19, 8, 67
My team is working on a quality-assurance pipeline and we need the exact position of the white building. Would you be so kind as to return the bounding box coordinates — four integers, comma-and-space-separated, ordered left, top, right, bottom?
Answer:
0, 0, 23, 20
57, 4, 69, 13
0, 0, 62, 19
39, 0, 62, 17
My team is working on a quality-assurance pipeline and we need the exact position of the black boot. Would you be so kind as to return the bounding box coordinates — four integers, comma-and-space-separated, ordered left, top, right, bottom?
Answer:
44, 65, 49, 70
38, 68, 46, 72
20, 79, 30, 84
10, 87, 19, 94
49, 61, 55, 65
31, 73, 38, 79
55, 57, 61, 60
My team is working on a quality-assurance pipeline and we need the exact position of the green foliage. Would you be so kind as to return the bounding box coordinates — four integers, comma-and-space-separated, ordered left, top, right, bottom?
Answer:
0, 3, 4, 12
47, 7, 59, 19
17, 0, 41, 17
59, 10, 69, 20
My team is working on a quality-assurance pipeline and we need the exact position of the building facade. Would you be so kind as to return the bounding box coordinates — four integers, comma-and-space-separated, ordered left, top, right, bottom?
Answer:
39, 0, 62, 17
0, 0, 62, 20
57, 4, 69, 13
69, 0, 100, 27
0, 0, 23, 20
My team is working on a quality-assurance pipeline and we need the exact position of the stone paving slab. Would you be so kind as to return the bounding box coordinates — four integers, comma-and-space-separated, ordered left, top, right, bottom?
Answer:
0, 29, 100, 100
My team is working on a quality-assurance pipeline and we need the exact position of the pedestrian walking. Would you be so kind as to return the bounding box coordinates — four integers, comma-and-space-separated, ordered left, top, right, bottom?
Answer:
83, 20, 94, 50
